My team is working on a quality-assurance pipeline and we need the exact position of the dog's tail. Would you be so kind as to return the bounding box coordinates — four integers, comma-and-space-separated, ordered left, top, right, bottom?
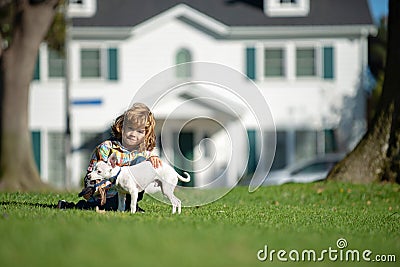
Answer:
177, 172, 191, 183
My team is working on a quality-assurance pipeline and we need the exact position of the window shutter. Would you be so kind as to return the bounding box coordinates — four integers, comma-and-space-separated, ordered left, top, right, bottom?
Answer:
31, 131, 41, 173
246, 47, 256, 80
323, 46, 334, 79
108, 48, 118, 80
33, 52, 40, 80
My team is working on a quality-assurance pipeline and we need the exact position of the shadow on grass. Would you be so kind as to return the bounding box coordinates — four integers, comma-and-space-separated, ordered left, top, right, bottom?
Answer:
0, 201, 57, 209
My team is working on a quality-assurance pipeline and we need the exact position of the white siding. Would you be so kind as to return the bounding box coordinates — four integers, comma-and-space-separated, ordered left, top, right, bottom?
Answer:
28, 10, 369, 188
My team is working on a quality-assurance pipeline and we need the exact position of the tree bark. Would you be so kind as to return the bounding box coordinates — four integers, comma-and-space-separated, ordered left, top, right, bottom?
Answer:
327, 0, 400, 183
0, 0, 60, 191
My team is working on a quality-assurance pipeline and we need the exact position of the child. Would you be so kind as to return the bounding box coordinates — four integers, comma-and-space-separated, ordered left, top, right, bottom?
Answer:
58, 103, 161, 211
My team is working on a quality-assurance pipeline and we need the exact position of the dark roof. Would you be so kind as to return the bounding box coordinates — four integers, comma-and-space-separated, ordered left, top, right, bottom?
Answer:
73, 0, 373, 28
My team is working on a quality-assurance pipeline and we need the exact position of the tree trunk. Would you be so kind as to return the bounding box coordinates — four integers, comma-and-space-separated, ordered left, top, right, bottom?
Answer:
0, 0, 59, 191
328, 0, 400, 184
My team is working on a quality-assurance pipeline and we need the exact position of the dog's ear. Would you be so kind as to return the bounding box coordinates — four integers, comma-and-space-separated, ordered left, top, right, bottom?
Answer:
108, 152, 118, 168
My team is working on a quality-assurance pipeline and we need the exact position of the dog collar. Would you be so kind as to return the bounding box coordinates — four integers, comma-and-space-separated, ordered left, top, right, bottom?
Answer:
109, 167, 122, 184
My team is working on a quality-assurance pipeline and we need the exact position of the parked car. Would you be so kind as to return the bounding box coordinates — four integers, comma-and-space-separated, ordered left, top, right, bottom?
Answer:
263, 153, 345, 186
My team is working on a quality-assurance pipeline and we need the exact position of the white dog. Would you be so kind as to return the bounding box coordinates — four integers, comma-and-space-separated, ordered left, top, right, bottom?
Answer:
88, 153, 190, 214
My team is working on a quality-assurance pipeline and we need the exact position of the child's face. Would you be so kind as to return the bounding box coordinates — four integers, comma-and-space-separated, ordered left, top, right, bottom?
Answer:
121, 121, 145, 151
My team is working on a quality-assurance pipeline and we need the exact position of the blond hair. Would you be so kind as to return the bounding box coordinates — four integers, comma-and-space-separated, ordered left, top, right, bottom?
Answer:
111, 103, 156, 152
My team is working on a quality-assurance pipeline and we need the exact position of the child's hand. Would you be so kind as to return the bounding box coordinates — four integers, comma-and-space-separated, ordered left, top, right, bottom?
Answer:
78, 186, 95, 200
149, 156, 162, 168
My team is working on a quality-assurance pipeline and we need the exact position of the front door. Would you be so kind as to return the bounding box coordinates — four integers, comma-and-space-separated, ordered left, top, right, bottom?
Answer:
174, 131, 194, 187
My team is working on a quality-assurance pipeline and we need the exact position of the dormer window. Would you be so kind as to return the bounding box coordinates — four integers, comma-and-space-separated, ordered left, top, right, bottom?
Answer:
176, 48, 192, 79
264, 0, 310, 17
67, 0, 97, 18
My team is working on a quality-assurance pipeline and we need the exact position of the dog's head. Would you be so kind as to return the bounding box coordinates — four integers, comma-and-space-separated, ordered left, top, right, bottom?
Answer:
88, 152, 118, 181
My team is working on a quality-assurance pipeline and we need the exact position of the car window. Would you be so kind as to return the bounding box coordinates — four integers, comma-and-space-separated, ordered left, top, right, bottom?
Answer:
291, 162, 331, 175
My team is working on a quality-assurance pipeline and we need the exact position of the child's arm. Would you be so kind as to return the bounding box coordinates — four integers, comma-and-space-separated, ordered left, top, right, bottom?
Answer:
80, 141, 113, 199
146, 149, 162, 168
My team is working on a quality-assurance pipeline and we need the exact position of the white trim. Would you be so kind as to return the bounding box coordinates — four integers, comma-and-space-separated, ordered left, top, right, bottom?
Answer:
255, 42, 264, 82
72, 27, 132, 40
131, 4, 229, 37
39, 44, 48, 82
230, 25, 377, 38
71, 24, 376, 42
100, 48, 107, 79
70, 6, 376, 41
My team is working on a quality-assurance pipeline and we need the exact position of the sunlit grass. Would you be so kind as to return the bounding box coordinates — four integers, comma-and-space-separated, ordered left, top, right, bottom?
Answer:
0, 181, 399, 267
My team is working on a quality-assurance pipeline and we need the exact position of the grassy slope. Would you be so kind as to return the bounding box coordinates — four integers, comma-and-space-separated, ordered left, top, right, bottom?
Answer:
0, 181, 399, 267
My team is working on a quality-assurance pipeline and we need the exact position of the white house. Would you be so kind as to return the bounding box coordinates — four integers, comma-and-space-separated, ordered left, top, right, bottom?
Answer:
29, 0, 376, 189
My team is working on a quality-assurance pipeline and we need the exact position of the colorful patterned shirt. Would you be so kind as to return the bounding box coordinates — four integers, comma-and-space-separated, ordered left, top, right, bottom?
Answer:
84, 139, 156, 201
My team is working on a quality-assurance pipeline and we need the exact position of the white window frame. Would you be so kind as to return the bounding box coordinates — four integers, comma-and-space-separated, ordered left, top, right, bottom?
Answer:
264, 0, 310, 17
67, 0, 97, 18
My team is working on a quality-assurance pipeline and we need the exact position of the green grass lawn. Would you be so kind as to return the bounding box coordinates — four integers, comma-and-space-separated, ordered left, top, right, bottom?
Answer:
0, 181, 399, 267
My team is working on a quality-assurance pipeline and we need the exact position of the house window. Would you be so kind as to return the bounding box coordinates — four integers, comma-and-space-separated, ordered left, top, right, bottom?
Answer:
264, 48, 285, 77
295, 130, 317, 162
296, 48, 316, 77
280, 0, 297, 4
264, 0, 309, 17
81, 48, 101, 78
67, 0, 96, 18
253, 44, 333, 80
48, 49, 65, 78
176, 48, 192, 78
47, 132, 65, 188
